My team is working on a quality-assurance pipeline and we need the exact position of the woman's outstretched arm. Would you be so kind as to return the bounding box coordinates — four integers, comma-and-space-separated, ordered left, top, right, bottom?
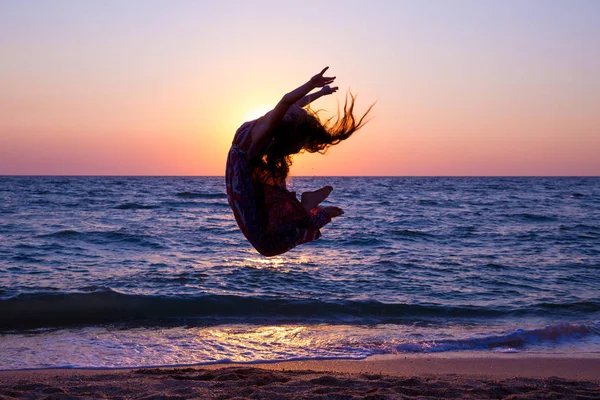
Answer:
296, 85, 339, 108
249, 67, 335, 158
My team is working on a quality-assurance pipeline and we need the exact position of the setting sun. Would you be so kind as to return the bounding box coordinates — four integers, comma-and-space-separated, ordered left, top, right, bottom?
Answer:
241, 105, 272, 124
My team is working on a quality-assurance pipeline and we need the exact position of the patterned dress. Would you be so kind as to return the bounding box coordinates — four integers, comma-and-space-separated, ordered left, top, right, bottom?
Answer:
225, 120, 331, 257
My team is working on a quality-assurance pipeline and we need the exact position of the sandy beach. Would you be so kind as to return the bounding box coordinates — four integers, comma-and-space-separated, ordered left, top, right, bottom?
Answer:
1, 354, 598, 399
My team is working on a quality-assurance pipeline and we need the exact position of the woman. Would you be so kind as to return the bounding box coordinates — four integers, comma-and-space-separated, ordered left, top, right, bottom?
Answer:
225, 67, 372, 257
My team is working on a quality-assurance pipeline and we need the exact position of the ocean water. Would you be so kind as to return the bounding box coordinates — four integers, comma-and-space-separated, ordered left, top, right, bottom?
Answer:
0, 176, 599, 370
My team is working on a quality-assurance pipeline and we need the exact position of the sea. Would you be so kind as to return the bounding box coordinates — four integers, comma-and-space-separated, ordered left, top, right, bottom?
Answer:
0, 176, 599, 370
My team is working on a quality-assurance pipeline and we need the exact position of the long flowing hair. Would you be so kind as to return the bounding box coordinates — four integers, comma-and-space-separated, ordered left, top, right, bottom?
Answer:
254, 92, 374, 183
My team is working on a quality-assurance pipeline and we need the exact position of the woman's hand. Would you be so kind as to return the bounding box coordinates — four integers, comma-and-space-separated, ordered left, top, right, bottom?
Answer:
310, 67, 336, 88
321, 85, 339, 96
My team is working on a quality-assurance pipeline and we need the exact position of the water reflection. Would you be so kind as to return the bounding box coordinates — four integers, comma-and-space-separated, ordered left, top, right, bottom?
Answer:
3, 320, 597, 369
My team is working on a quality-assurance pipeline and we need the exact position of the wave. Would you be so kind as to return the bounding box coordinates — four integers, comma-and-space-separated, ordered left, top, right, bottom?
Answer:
559, 223, 599, 232
558, 224, 600, 239
2, 289, 599, 329
341, 237, 383, 247
511, 213, 557, 222
40, 230, 79, 237
389, 229, 435, 239
38, 229, 163, 248
176, 191, 227, 199
113, 203, 157, 210
417, 199, 439, 206
391, 323, 600, 353
162, 200, 229, 209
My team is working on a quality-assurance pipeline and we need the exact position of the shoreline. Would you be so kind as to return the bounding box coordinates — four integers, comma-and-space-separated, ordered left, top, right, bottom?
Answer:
2, 352, 600, 379
1, 354, 598, 399
243, 353, 600, 380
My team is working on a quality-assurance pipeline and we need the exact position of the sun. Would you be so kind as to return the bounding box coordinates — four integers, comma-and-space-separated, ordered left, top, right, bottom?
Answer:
242, 105, 272, 123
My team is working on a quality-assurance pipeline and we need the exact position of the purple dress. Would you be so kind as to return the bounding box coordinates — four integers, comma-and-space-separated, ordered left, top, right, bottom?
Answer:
225, 120, 331, 256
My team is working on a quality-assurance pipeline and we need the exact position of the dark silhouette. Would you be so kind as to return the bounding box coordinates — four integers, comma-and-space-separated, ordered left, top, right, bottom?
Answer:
225, 67, 373, 256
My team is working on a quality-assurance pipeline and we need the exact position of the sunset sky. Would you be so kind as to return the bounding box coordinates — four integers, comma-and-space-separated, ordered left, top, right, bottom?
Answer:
1, 0, 599, 176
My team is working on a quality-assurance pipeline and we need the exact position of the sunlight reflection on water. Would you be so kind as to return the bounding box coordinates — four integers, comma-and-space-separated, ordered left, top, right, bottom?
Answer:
2, 321, 599, 369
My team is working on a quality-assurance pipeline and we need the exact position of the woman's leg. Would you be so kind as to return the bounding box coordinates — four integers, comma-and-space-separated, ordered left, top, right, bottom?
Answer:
300, 186, 333, 211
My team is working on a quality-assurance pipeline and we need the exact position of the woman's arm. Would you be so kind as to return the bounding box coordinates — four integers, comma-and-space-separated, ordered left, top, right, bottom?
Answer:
296, 85, 339, 108
249, 67, 336, 158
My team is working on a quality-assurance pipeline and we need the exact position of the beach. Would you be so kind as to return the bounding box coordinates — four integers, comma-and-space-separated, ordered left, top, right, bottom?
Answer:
1, 355, 599, 399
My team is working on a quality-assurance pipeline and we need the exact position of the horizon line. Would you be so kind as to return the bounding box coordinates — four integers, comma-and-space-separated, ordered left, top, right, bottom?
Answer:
1, 174, 599, 178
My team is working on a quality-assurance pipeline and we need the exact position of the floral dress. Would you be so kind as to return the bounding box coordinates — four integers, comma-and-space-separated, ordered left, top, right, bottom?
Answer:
225, 120, 331, 256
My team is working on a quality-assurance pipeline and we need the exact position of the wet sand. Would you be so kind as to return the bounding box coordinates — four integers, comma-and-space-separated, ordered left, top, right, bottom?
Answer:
1, 354, 599, 399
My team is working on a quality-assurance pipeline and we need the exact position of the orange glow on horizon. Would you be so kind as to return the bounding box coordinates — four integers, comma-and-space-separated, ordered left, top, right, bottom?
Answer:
1, 2, 598, 176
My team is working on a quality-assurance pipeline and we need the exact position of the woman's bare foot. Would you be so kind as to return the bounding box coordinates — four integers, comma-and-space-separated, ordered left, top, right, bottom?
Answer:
301, 186, 333, 210
323, 206, 344, 218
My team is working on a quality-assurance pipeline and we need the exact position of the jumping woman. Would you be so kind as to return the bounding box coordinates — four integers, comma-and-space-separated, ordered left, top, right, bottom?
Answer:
225, 67, 372, 256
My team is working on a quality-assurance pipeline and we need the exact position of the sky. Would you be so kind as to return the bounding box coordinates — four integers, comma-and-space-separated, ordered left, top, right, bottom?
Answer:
1, 0, 599, 176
